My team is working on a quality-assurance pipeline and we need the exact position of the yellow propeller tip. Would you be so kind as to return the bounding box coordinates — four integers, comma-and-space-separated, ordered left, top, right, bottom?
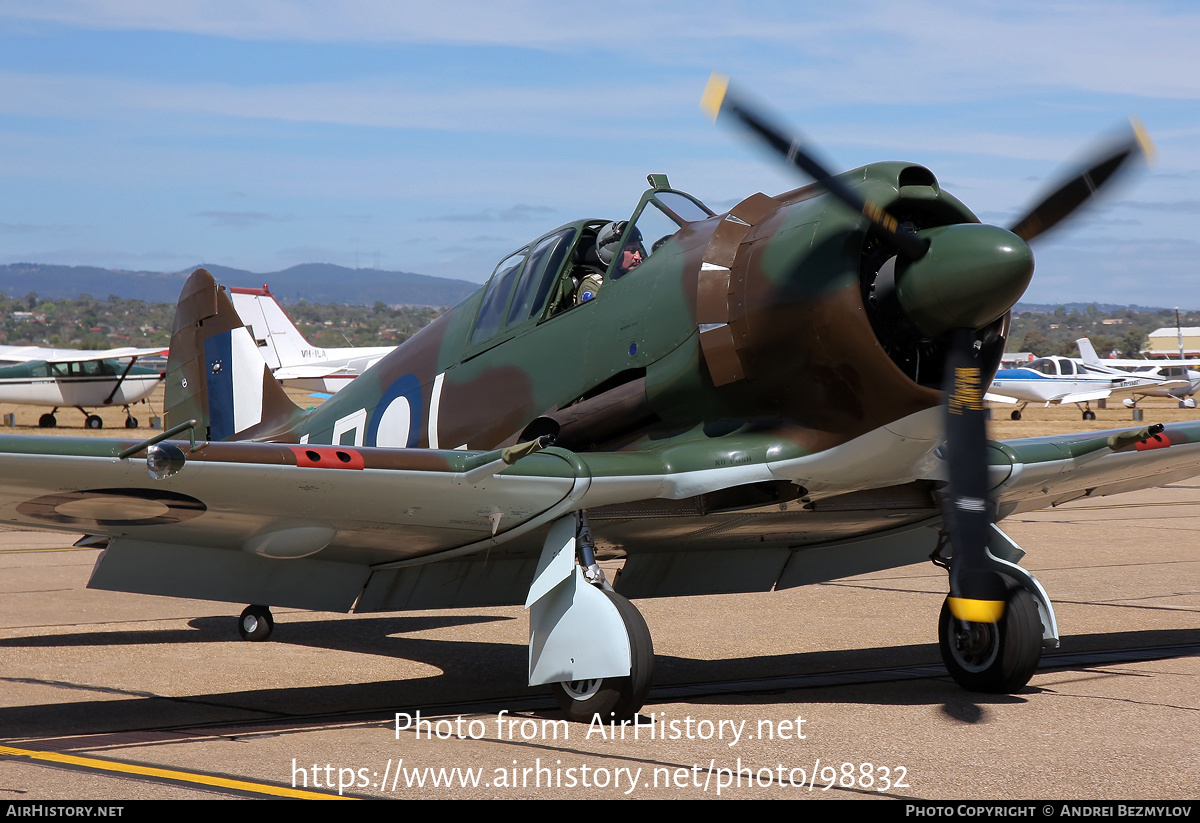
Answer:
1130, 116, 1157, 164
947, 596, 1006, 623
700, 72, 729, 121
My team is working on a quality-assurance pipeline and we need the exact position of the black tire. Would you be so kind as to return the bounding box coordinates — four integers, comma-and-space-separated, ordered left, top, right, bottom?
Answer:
125, 417, 138, 429
939, 587, 1042, 693
85, 414, 103, 430
1082, 410, 1096, 421
1010, 410, 1022, 421
38, 413, 56, 428
238, 605, 274, 641
551, 590, 654, 722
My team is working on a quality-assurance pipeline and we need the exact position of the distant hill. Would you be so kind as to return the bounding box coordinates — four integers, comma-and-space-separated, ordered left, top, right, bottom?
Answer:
0, 263, 478, 307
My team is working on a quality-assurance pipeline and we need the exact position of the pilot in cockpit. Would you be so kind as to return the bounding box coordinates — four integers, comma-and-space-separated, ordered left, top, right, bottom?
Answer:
597, 221, 645, 279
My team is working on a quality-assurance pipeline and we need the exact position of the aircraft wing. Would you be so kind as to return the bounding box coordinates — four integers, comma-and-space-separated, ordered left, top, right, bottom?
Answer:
0, 420, 1198, 609
0, 345, 166, 364
272, 363, 358, 380
1052, 388, 1112, 404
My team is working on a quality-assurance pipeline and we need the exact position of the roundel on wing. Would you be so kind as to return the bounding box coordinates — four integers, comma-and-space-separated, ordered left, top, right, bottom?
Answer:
17, 488, 207, 528
366, 373, 423, 448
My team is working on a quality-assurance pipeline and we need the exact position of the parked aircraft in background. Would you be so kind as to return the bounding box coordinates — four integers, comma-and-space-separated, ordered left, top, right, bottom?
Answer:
1076, 338, 1200, 408
0, 78, 1184, 724
0, 346, 165, 428
229, 286, 393, 393
986, 353, 1188, 419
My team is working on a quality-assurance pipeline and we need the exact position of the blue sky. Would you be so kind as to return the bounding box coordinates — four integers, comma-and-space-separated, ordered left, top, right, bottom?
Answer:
0, 1, 1197, 306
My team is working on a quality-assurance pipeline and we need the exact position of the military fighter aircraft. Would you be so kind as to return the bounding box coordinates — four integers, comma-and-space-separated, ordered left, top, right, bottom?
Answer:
228, 285, 393, 393
0, 345, 165, 428
0, 77, 1189, 724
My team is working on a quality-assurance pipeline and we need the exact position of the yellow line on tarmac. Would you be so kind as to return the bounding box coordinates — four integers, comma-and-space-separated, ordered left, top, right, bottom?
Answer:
0, 744, 350, 800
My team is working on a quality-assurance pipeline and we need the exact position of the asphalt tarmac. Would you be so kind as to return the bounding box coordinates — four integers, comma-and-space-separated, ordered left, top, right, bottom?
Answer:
0, 398, 1196, 800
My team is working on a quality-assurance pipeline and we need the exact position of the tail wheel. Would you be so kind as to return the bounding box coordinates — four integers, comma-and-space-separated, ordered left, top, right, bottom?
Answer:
552, 590, 654, 722
939, 587, 1042, 693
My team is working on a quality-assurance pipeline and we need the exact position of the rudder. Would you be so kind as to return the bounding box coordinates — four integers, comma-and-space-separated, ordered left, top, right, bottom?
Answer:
165, 269, 302, 441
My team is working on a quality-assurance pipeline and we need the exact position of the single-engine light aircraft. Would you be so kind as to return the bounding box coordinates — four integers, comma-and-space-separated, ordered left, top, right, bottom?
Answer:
0, 345, 165, 428
0, 77, 1188, 723
1076, 337, 1200, 409
986, 351, 1190, 420
229, 285, 393, 394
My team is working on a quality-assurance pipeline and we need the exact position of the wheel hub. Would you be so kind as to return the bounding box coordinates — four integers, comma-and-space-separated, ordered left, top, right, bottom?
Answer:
952, 620, 999, 672
561, 679, 602, 701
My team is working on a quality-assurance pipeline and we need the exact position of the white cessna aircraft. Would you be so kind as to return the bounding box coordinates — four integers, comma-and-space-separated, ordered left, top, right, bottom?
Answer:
0, 345, 165, 428
228, 286, 394, 394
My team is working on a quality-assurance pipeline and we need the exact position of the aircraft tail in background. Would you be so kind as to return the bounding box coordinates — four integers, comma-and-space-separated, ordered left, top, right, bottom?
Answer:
228, 286, 393, 394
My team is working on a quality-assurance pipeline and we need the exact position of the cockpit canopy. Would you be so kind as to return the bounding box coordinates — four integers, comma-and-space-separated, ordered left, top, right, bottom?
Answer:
1026, 356, 1078, 376
468, 176, 712, 350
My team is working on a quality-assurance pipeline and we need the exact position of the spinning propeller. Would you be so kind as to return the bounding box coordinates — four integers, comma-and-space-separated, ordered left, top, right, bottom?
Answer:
702, 72, 1153, 624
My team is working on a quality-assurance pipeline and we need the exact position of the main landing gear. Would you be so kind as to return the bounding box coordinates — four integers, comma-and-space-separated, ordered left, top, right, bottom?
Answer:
938, 588, 1042, 692
34, 406, 139, 429
238, 604, 274, 641
934, 526, 1058, 693
529, 514, 655, 722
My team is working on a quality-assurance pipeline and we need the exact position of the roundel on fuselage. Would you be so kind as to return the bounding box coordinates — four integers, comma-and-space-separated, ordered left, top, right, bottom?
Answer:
366, 373, 423, 448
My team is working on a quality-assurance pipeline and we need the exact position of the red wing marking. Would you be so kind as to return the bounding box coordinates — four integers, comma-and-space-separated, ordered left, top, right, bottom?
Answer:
288, 445, 366, 469
1135, 433, 1172, 451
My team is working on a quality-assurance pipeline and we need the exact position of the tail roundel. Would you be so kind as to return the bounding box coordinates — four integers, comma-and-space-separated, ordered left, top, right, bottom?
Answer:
165, 269, 302, 441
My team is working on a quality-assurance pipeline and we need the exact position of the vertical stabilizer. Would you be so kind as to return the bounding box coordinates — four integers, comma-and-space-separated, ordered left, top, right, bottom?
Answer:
1076, 337, 1102, 366
229, 286, 323, 370
166, 269, 303, 441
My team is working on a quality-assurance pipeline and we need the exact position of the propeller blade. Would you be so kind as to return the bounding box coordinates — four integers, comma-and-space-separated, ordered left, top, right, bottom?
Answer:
701, 73, 929, 261
942, 328, 1008, 622
1009, 118, 1155, 243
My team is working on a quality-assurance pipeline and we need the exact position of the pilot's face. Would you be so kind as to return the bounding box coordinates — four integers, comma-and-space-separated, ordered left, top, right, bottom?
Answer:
621, 246, 643, 270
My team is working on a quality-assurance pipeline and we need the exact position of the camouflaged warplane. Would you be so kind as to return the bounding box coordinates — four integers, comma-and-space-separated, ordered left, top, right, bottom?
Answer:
0, 78, 1191, 723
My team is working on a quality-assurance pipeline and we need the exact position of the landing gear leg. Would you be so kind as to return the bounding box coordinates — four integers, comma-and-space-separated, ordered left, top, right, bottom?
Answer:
528, 515, 655, 722
238, 605, 274, 641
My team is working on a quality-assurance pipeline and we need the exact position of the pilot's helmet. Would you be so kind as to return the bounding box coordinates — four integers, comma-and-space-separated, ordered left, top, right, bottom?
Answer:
596, 221, 642, 266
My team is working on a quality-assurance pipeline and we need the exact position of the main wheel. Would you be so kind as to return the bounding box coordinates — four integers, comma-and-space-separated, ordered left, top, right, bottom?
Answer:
939, 587, 1042, 693
125, 416, 139, 429
551, 590, 654, 722
238, 605, 274, 641
1010, 410, 1022, 420
38, 413, 56, 428
1082, 410, 1096, 421
85, 414, 103, 429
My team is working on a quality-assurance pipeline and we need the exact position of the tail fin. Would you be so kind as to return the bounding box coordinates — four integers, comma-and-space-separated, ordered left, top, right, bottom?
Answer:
227, 285, 324, 371
166, 269, 303, 441
1076, 337, 1102, 366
